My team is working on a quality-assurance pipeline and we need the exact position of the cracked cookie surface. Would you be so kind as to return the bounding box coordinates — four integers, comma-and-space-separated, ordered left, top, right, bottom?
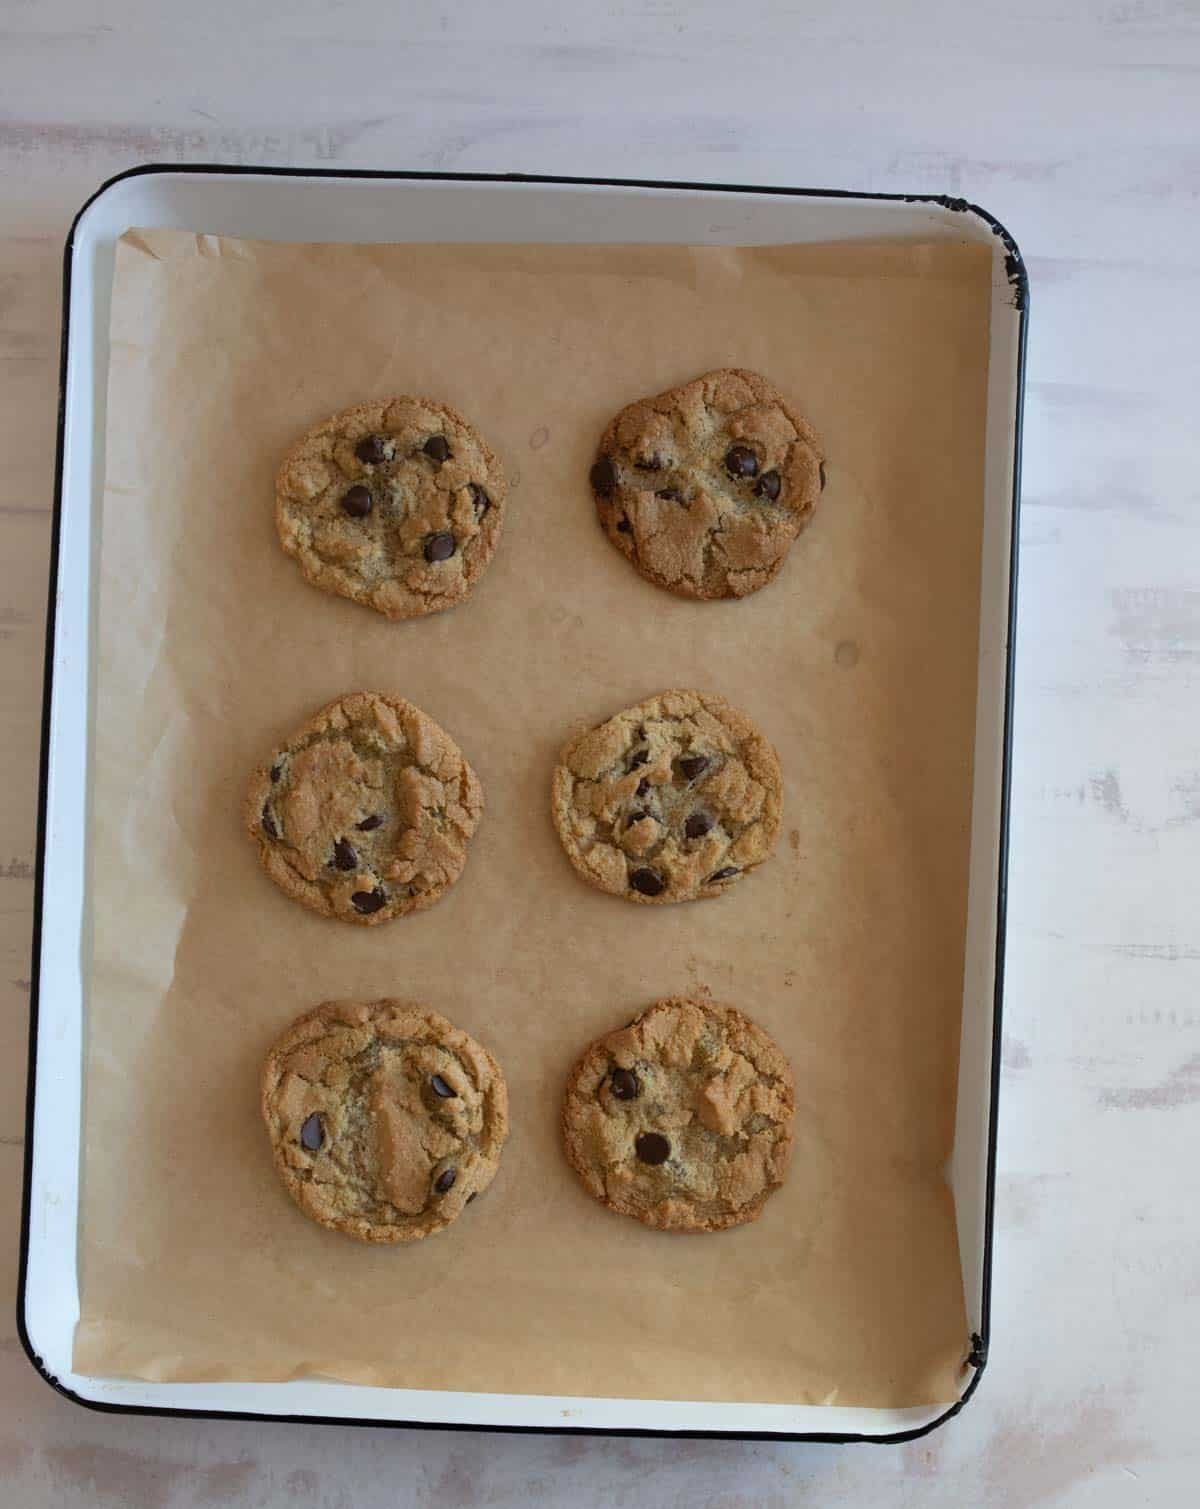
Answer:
561, 997, 794, 1232
276, 397, 507, 620
246, 692, 483, 925
550, 689, 783, 905
590, 368, 824, 600
262, 999, 508, 1242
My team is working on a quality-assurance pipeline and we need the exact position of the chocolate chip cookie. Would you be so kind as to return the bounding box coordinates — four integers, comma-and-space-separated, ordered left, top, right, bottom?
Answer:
561, 997, 794, 1233
276, 398, 507, 620
262, 999, 508, 1242
246, 692, 483, 925
590, 368, 824, 600
550, 689, 783, 904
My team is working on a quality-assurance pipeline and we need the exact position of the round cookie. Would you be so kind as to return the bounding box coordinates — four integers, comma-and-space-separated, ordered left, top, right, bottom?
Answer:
589, 367, 824, 600
276, 397, 507, 620
246, 692, 483, 925
262, 999, 508, 1243
561, 997, 795, 1233
550, 689, 783, 905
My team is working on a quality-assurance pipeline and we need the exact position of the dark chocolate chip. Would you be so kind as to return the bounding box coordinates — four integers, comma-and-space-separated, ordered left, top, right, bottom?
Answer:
635, 1131, 670, 1165
269, 764, 282, 783
469, 482, 491, 518
430, 1074, 456, 1099
610, 1068, 640, 1100
355, 434, 388, 464
684, 811, 713, 839
655, 487, 684, 502
616, 516, 632, 533
341, 484, 372, 518
628, 809, 652, 825
636, 777, 650, 797
356, 813, 384, 831
678, 754, 710, 780
708, 866, 740, 883
819, 460, 827, 491
590, 456, 618, 496
423, 435, 450, 463
628, 749, 650, 771
351, 888, 387, 914
754, 469, 781, 502
466, 1192, 478, 1204
332, 839, 358, 871
424, 531, 456, 562
724, 444, 759, 479
261, 805, 278, 839
634, 454, 662, 471
434, 1167, 457, 1194
299, 1113, 324, 1151
629, 867, 665, 897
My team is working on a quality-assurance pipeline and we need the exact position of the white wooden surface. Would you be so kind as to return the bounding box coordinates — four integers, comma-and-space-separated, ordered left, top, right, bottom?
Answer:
1, 2, 1198, 1503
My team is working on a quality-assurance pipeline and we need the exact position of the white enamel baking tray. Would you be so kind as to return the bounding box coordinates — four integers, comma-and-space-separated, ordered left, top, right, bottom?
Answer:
19, 167, 1025, 1441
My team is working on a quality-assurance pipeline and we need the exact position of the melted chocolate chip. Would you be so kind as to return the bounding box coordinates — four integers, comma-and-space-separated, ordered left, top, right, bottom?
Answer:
636, 777, 651, 797
628, 809, 652, 825
708, 866, 740, 883
635, 1131, 670, 1165
299, 1113, 324, 1151
724, 445, 759, 479
261, 805, 278, 839
355, 434, 388, 464
430, 1074, 456, 1099
754, 469, 781, 501
332, 839, 358, 871
590, 456, 618, 496
610, 1068, 640, 1100
424, 531, 456, 562
678, 754, 710, 781
629, 867, 665, 897
684, 811, 713, 839
351, 888, 387, 914
634, 454, 662, 471
628, 749, 650, 771
616, 516, 632, 533
656, 487, 684, 502
819, 460, 827, 491
269, 763, 282, 783
341, 484, 372, 518
469, 482, 491, 518
434, 1167, 457, 1194
356, 813, 384, 831
423, 435, 450, 463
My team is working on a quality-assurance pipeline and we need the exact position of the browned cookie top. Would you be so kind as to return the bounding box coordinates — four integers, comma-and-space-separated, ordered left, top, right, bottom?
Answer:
262, 999, 508, 1243
550, 689, 783, 905
276, 397, 506, 620
590, 368, 824, 600
246, 692, 483, 925
561, 998, 795, 1233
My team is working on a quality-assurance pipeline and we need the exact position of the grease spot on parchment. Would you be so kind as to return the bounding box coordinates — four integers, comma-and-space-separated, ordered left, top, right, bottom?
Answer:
834, 639, 860, 668
529, 426, 550, 450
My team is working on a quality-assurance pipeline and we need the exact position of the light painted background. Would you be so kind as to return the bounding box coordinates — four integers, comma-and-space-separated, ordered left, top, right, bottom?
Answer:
1, 1, 1197, 1503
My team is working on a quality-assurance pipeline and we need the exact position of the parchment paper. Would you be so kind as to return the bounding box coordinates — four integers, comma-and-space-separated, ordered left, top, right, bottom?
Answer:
73, 228, 991, 1407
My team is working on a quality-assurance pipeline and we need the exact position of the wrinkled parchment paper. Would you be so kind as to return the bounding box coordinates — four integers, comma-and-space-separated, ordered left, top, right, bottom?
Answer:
73, 229, 991, 1406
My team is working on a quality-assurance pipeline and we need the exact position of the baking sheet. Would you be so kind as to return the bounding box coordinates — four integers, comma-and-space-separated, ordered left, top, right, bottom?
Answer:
73, 228, 990, 1407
